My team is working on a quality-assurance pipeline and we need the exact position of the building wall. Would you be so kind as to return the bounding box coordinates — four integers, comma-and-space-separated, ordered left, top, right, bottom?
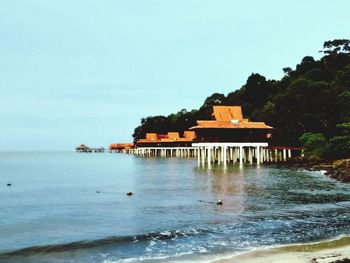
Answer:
136, 141, 193, 148
194, 129, 271, 143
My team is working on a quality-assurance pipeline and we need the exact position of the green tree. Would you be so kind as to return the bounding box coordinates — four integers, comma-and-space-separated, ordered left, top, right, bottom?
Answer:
132, 38, 350, 151
241, 73, 269, 110
330, 123, 350, 158
132, 116, 171, 142
322, 39, 350, 56
197, 93, 226, 120
321, 39, 350, 72
337, 91, 350, 122
300, 132, 330, 161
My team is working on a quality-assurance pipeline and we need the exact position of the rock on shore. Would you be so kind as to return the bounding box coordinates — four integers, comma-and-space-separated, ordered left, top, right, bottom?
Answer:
326, 159, 350, 183
283, 158, 350, 183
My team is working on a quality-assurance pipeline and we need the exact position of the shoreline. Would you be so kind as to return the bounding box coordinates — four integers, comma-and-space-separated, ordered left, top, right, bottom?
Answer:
211, 236, 350, 263
280, 158, 350, 183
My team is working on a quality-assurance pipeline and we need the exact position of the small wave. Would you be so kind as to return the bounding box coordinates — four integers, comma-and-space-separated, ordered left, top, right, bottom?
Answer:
0, 229, 207, 258
244, 234, 350, 254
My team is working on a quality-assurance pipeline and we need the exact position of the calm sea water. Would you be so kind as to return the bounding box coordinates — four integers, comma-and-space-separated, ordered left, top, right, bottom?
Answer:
0, 152, 350, 262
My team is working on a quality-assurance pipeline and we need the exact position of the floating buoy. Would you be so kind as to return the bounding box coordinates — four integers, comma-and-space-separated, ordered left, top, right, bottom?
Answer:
7, 183, 11, 187
126, 192, 133, 196
216, 200, 223, 205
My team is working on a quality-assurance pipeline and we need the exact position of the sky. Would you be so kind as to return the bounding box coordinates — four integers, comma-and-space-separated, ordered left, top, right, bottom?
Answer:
0, 0, 349, 151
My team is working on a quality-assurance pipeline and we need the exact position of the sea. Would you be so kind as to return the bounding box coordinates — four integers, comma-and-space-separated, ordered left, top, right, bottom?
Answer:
0, 152, 350, 262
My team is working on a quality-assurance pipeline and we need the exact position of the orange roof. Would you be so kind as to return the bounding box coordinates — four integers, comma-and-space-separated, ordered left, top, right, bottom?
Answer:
183, 131, 196, 139
167, 132, 180, 140
146, 133, 158, 140
212, 106, 243, 121
177, 138, 194, 142
160, 139, 176, 142
137, 131, 196, 143
190, 106, 273, 130
137, 139, 158, 143
138, 133, 161, 143
190, 120, 272, 129
109, 143, 134, 150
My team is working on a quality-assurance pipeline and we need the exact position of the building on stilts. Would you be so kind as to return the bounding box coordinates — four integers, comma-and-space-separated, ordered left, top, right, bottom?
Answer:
130, 106, 300, 165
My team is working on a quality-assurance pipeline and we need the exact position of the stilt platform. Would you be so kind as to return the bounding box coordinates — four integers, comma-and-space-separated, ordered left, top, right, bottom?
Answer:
193, 142, 292, 166
125, 142, 299, 166
130, 147, 197, 158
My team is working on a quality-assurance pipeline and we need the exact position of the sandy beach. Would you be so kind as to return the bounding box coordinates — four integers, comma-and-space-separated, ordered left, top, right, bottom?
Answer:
213, 236, 350, 263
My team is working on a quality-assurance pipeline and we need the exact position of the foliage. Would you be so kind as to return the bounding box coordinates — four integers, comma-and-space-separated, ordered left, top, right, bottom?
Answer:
322, 39, 350, 56
132, 39, 350, 159
300, 133, 329, 161
329, 123, 350, 158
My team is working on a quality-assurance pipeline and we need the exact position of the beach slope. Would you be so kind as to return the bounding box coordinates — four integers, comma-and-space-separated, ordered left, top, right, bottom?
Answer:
213, 236, 350, 263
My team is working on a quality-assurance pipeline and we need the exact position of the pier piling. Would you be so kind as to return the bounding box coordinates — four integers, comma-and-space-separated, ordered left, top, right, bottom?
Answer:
119, 143, 300, 167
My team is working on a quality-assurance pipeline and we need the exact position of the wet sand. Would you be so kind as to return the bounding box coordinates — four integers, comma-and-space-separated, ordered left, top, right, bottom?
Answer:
212, 236, 350, 263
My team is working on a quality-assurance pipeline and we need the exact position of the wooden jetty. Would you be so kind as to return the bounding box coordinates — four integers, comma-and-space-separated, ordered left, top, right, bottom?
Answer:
75, 144, 105, 153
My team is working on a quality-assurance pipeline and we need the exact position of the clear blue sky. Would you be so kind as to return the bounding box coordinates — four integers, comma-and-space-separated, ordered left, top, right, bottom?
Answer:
0, 0, 349, 151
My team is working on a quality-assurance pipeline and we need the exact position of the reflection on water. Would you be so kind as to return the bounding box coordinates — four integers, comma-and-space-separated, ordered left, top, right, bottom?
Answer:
196, 165, 245, 216
0, 153, 350, 263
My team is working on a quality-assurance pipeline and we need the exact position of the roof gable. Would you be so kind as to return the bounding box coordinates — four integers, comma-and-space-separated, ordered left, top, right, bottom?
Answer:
212, 106, 243, 121
190, 120, 273, 129
190, 106, 273, 130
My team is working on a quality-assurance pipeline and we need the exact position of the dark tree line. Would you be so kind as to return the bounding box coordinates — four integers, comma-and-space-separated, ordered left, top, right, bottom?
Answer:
133, 39, 350, 159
